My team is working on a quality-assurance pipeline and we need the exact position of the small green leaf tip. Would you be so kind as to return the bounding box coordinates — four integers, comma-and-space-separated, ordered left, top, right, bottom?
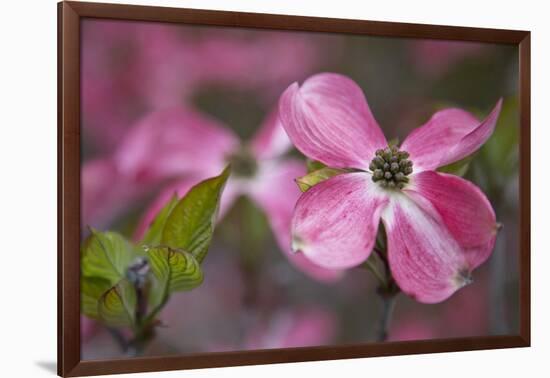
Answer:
160, 165, 231, 263
306, 159, 327, 173
296, 167, 346, 192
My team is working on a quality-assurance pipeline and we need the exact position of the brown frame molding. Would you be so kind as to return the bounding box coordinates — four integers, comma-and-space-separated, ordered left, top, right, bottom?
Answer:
58, 1, 531, 376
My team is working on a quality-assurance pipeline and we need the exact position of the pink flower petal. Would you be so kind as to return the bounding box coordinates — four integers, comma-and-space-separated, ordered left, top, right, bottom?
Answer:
278, 73, 387, 169
404, 171, 498, 269
382, 195, 472, 303
250, 109, 292, 161
115, 107, 239, 181
401, 100, 502, 171
291, 172, 389, 269
249, 160, 343, 282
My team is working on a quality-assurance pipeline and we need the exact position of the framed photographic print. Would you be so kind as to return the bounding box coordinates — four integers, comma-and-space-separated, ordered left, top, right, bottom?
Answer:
58, 1, 531, 376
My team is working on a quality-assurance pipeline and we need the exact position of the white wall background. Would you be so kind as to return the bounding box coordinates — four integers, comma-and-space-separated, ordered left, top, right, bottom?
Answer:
0, 0, 546, 376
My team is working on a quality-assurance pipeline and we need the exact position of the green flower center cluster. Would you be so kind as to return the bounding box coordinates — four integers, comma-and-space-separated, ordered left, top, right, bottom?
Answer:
227, 147, 258, 178
369, 146, 413, 189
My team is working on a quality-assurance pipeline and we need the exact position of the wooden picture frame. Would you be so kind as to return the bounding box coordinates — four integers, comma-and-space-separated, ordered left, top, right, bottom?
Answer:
58, 1, 531, 376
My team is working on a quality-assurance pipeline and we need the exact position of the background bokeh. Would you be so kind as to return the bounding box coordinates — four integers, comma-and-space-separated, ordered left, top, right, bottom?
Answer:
80, 18, 519, 359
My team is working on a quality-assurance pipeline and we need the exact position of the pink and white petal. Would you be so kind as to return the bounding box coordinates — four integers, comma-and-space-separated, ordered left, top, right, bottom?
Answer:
250, 109, 292, 161
248, 159, 343, 282
291, 172, 389, 269
115, 107, 239, 181
133, 175, 240, 242
401, 100, 502, 171
278, 73, 387, 169
382, 195, 472, 304
404, 171, 498, 268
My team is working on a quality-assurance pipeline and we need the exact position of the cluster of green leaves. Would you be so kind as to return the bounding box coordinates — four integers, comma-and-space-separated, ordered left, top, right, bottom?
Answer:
81, 166, 231, 332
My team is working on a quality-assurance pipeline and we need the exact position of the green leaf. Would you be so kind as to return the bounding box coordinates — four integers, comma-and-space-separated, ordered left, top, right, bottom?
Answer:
437, 155, 473, 177
81, 229, 136, 285
161, 166, 231, 263
140, 194, 179, 246
145, 246, 203, 322
478, 97, 519, 176
98, 279, 137, 327
306, 159, 327, 173
147, 246, 203, 294
81, 276, 112, 319
296, 167, 346, 192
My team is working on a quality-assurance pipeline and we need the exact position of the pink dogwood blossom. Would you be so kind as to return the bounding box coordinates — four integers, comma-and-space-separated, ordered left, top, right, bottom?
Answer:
119, 107, 342, 282
278, 72, 502, 303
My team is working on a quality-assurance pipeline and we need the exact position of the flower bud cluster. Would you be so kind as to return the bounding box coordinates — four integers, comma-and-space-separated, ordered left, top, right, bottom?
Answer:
369, 146, 413, 189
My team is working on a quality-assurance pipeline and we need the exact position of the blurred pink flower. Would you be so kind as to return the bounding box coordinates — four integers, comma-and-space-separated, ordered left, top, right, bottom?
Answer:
191, 31, 324, 101
411, 40, 488, 77
115, 108, 238, 182
81, 20, 148, 153
81, 19, 331, 153
245, 308, 337, 349
81, 107, 237, 228
122, 106, 342, 282
278, 72, 502, 303
81, 158, 147, 228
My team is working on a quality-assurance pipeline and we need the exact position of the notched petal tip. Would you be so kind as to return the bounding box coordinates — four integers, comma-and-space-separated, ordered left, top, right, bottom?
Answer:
482, 97, 503, 131
291, 235, 305, 254
281, 81, 300, 97
402, 97, 504, 171
454, 269, 474, 289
